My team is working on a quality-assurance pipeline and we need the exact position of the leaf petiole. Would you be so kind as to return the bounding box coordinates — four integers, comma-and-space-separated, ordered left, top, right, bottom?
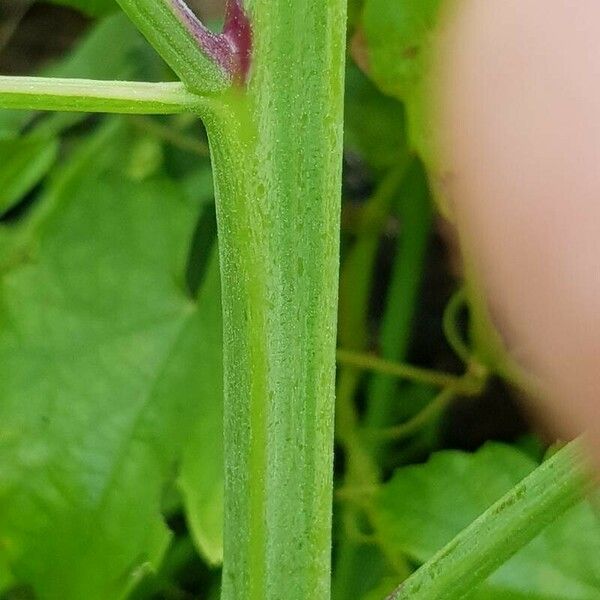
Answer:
0, 76, 216, 115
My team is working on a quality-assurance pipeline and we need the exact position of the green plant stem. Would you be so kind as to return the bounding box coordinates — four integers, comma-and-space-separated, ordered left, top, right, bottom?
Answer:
442, 287, 472, 364
364, 162, 433, 458
203, 1, 347, 597
373, 387, 456, 441
0, 76, 210, 114
335, 169, 411, 503
333, 167, 413, 600
338, 167, 407, 350
336, 349, 465, 391
114, 0, 228, 93
388, 439, 591, 600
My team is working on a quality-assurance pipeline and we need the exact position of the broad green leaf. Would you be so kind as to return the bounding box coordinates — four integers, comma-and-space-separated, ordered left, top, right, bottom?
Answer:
374, 443, 600, 599
359, 0, 446, 203
0, 134, 59, 217
181, 165, 215, 208
345, 64, 407, 172
0, 15, 151, 220
44, 0, 117, 18
43, 13, 162, 82
361, 0, 443, 101
126, 135, 164, 181
178, 254, 224, 566
348, 0, 365, 28
0, 119, 220, 599
0, 558, 13, 595
0, 111, 30, 138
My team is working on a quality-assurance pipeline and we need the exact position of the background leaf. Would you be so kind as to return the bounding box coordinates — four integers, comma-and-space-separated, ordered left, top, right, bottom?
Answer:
373, 443, 600, 599
0, 117, 222, 599
362, 0, 441, 98
357, 0, 449, 213
44, 0, 118, 18
0, 133, 58, 217
178, 254, 224, 566
360, 0, 442, 101
344, 64, 407, 173
0, 14, 168, 227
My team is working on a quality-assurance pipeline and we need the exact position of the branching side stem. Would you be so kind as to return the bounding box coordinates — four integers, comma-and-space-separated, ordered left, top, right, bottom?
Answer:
0, 76, 210, 114
113, 0, 229, 93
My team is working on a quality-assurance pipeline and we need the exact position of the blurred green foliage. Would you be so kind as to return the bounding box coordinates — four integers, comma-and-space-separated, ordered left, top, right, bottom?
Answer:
46, 0, 117, 17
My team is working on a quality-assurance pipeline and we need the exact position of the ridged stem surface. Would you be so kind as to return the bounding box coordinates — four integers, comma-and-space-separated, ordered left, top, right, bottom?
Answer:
206, 1, 347, 598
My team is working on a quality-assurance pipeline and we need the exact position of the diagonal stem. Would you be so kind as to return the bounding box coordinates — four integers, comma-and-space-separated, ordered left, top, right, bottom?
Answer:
388, 439, 592, 600
114, 0, 230, 93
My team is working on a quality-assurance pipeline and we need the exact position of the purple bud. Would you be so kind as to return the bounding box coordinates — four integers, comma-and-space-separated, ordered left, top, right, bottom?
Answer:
224, 0, 252, 82
170, 0, 252, 84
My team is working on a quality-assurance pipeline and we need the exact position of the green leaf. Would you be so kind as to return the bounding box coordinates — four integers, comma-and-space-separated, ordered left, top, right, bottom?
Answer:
40, 12, 167, 133
359, 0, 450, 215
178, 254, 224, 566
0, 111, 30, 138
348, 0, 365, 28
44, 0, 118, 18
374, 443, 600, 599
361, 0, 443, 101
0, 119, 221, 599
345, 64, 408, 172
42, 13, 162, 82
0, 134, 59, 217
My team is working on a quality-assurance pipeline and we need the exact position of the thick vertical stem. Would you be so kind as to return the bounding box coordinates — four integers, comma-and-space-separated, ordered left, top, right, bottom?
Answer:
206, 1, 347, 598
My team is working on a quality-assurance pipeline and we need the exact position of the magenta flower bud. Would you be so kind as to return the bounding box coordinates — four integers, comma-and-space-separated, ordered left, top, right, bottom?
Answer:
171, 0, 252, 83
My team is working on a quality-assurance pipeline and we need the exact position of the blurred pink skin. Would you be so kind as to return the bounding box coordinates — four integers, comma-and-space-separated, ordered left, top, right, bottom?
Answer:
438, 0, 600, 454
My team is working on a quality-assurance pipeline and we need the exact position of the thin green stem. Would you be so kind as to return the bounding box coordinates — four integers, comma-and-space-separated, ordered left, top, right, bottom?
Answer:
448, 279, 542, 397
372, 388, 456, 441
335, 167, 410, 464
442, 287, 472, 364
338, 167, 407, 350
336, 349, 466, 391
0, 76, 211, 115
364, 162, 433, 448
335, 368, 380, 491
388, 439, 591, 600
